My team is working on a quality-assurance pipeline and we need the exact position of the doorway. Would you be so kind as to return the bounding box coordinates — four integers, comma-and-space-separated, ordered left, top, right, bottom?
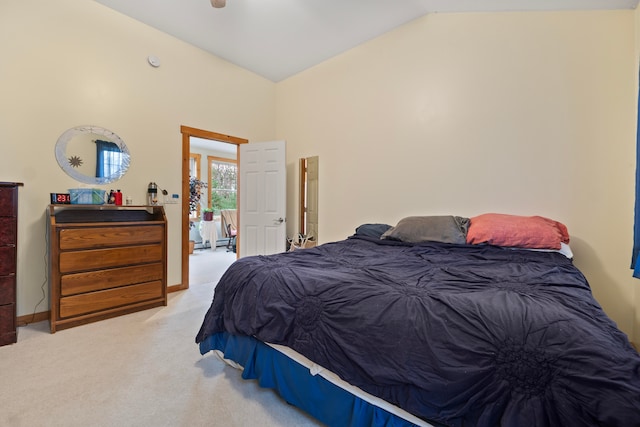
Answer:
173, 125, 247, 292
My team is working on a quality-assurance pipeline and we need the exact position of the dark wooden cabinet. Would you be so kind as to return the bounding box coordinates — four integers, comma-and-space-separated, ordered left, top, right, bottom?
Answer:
0, 182, 22, 346
48, 205, 167, 333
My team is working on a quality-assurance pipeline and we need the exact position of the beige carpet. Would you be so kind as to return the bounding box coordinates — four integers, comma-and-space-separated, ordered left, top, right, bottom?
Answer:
189, 246, 237, 286
0, 249, 323, 427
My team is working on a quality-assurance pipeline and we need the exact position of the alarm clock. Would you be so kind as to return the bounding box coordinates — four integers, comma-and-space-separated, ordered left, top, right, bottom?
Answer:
50, 192, 71, 204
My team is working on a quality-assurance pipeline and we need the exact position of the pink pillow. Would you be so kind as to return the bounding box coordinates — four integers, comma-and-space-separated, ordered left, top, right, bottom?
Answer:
466, 213, 570, 250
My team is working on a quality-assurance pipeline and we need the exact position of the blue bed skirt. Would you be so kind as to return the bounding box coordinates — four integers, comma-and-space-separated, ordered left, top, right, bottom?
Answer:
199, 332, 428, 427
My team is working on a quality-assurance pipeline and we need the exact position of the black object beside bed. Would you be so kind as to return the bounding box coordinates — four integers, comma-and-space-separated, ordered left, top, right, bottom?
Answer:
196, 214, 640, 427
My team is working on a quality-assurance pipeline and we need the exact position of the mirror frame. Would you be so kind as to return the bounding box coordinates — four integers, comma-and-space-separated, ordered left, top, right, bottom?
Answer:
55, 125, 130, 185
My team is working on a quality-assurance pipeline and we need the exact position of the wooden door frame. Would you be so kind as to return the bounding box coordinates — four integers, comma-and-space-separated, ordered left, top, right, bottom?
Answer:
169, 125, 247, 293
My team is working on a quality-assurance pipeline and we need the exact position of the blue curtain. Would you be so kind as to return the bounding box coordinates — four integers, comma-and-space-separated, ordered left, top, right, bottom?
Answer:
632, 70, 640, 278
95, 139, 121, 178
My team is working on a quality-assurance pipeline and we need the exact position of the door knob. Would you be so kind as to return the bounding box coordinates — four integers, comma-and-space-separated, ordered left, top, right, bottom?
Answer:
276, 217, 285, 224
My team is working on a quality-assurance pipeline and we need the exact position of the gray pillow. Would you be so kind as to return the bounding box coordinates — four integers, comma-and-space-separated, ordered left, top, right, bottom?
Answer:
381, 216, 470, 244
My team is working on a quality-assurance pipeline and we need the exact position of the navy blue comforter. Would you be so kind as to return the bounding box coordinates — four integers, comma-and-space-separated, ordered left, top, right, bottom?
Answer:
196, 236, 640, 427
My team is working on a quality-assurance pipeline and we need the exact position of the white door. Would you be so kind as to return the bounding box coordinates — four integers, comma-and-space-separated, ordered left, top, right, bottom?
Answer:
239, 140, 287, 257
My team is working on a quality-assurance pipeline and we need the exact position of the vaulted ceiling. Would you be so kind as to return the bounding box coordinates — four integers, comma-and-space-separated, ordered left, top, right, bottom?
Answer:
94, 0, 639, 82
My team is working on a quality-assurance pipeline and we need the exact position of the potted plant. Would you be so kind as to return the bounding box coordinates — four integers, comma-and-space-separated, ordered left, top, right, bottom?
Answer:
202, 207, 215, 222
189, 176, 207, 226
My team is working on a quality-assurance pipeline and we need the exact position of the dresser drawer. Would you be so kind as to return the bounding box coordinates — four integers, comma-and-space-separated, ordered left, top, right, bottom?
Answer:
59, 244, 163, 274
0, 247, 16, 276
0, 275, 15, 305
61, 262, 164, 296
59, 280, 164, 318
59, 225, 164, 250
0, 303, 16, 342
0, 217, 16, 246
0, 187, 17, 218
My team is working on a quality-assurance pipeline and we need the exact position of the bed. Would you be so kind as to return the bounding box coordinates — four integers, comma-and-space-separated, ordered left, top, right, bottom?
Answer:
196, 214, 640, 427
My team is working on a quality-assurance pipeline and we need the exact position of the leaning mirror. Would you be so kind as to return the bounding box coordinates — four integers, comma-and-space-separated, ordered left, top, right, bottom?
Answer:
299, 156, 319, 242
55, 125, 130, 185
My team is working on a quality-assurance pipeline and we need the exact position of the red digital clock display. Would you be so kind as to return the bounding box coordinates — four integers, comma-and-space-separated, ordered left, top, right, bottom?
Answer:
50, 193, 71, 204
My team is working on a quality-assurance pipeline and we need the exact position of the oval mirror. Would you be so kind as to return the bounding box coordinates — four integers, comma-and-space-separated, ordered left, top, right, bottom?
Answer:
55, 125, 130, 185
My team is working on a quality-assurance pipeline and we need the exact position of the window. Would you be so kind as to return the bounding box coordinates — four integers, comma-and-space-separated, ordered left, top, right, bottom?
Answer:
96, 139, 123, 179
208, 156, 237, 212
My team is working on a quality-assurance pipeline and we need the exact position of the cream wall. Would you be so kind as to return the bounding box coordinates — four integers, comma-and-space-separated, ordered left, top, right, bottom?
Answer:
0, 0, 276, 318
276, 11, 639, 342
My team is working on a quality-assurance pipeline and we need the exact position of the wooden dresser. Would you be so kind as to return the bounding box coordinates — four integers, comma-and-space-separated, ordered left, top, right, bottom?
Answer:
0, 182, 23, 346
48, 205, 167, 333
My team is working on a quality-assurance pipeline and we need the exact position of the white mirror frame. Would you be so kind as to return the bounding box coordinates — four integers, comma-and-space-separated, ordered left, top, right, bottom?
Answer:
55, 125, 130, 185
